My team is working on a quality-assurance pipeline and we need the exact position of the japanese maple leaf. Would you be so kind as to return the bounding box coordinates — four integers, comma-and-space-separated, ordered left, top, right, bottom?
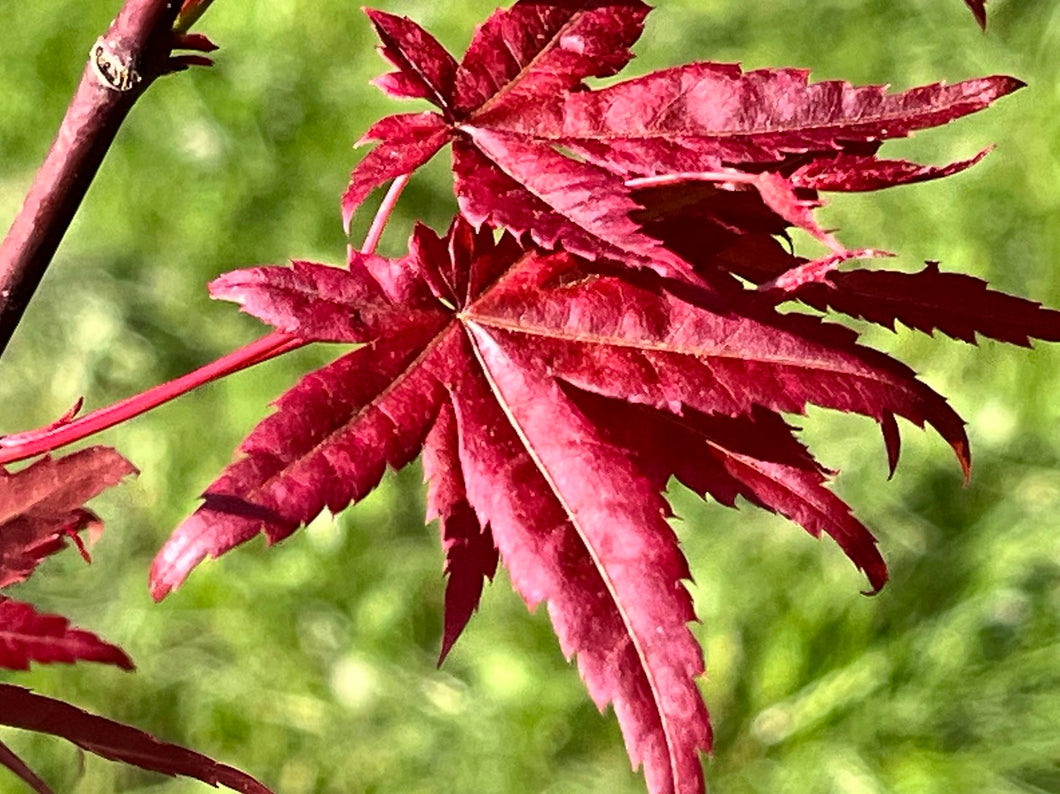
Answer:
143, 3, 1038, 792
0, 447, 136, 671
343, 0, 1020, 283
150, 215, 983, 792
0, 446, 135, 588
0, 449, 273, 794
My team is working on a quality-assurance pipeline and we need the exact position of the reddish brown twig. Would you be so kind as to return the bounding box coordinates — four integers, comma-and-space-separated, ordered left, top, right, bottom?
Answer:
0, 0, 204, 357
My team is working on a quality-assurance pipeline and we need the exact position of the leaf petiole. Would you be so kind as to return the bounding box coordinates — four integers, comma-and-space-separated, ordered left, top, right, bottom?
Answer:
0, 332, 305, 465
356, 173, 411, 256
0, 170, 410, 465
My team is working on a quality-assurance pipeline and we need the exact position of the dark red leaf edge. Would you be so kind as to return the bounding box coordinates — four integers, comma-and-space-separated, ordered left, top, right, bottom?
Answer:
0, 597, 134, 672
0, 685, 273, 794
793, 262, 1060, 347
422, 401, 498, 664
790, 150, 990, 192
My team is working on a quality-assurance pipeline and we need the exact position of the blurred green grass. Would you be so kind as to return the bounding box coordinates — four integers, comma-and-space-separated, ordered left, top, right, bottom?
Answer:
1, 1, 1059, 792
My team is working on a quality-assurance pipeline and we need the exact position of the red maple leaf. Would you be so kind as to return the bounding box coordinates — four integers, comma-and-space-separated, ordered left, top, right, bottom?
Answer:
154, 212, 1003, 791
144, 3, 1047, 792
0, 449, 274, 794
0, 447, 137, 675
0, 446, 135, 588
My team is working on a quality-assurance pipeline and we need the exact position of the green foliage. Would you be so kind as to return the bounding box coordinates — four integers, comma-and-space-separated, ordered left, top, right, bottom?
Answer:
1, 1, 1058, 791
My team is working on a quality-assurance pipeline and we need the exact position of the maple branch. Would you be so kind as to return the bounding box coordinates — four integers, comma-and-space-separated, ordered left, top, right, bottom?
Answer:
0, 0, 204, 358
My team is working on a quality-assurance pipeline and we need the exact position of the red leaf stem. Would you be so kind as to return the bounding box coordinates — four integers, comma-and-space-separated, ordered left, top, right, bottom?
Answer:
357, 173, 411, 255
175, 0, 217, 34
0, 332, 304, 465
0, 148, 405, 464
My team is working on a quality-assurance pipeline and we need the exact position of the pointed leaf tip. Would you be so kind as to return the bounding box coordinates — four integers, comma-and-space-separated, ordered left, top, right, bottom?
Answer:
964, 0, 988, 29
364, 8, 458, 109
881, 412, 901, 479
424, 402, 498, 665
343, 113, 447, 229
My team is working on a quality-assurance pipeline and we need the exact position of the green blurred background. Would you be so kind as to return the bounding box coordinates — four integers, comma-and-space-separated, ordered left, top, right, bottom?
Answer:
2, 1, 1059, 791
